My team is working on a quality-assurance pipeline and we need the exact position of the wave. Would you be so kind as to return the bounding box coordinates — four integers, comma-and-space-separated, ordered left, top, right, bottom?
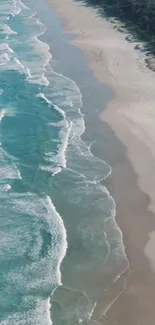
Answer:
0, 23, 17, 34
44, 120, 72, 170
0, 0, 21, 17
36, 92, 72, 171
36, 92, 66, 118
1, 297, 52, 325
36, 92, 52, 106
0, 2, 50, 84
0, 183, 11, 191
0, 109, 6, 120
0, 42, 14, 52
0, 144, 21, 179
0, 53, 10, 66
0, 192, 67, 325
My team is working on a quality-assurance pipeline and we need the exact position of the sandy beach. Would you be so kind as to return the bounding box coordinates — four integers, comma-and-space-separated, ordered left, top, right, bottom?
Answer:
47, 0, 155, 324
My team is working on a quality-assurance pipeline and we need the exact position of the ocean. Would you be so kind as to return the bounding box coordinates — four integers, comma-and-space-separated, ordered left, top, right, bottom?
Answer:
0, 0, 128, 324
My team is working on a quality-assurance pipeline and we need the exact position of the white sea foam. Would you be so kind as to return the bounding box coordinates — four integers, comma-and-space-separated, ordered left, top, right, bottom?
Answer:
0, 42, 24, 72
14, 57, 27, 73
0, 107, 16, 120
0, 16, 9, 21
4, 0, 21, 16
0, 109, 6, 120
0, 4, 50, 83
0, 53, 10, 65
0, 146, 21, 179
37, 94, 73, 173
45, 67, 112, 181
0, 183, 11, 192
0, 23, 17, 35
0, 192, 67, 298
43, 120, 72, 170
16, 193, 66, 253
0, 44, 32, 74
0, 2, 51, 84
48, 119, 68, 127
36, 92, 52, 106
36, 92, 66, 118
46, 195, 67, 281
27, 70, 49, 86
0, 297, 52, 325
0, 191, 67, 285
39, 165, 62, 175
0, 43, 14, 52
11, 0, 22, 16
19, 24, 51, 85
42, 69, 111, 181
57, 120, 72, 168
0, 165, 21, 179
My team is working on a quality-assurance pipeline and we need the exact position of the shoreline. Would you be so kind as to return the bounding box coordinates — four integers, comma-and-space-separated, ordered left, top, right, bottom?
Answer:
24, 1, 131, 323
47, 0, 155, 324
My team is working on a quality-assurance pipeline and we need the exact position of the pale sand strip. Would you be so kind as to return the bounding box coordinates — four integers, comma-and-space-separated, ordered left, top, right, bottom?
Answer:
48, 0, 155, 324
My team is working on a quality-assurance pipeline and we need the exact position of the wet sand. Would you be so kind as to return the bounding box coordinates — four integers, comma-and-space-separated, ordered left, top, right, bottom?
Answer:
47, 0, 155, 324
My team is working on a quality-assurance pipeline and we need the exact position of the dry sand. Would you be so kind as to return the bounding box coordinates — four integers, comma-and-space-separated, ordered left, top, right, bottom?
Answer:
48, 0, 155, 324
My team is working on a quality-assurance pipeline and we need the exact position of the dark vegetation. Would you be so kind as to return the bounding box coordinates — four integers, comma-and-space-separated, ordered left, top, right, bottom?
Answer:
75, 0, 155, 56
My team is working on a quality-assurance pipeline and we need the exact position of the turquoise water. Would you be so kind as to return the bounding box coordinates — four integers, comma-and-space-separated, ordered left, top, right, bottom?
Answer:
0, 1, 128, 324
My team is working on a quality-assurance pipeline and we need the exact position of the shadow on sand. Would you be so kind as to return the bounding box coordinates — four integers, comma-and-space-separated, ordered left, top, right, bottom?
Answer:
74, 0, 155, 71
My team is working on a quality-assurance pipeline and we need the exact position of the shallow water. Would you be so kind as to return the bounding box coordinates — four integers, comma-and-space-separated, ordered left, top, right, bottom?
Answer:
0, 1, 128, 324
